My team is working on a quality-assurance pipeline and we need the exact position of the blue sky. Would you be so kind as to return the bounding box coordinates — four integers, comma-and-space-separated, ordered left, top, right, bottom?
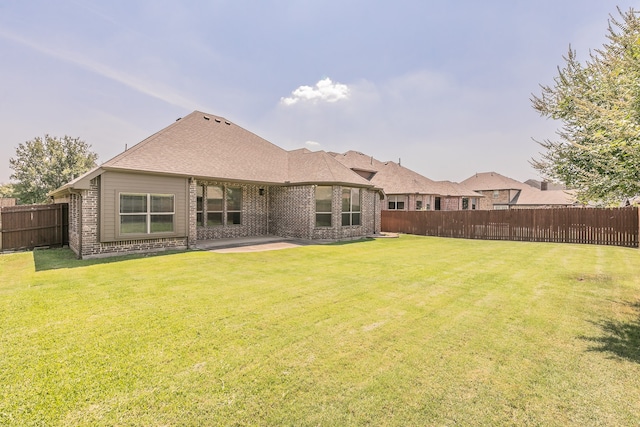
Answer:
0, 0, 634, 184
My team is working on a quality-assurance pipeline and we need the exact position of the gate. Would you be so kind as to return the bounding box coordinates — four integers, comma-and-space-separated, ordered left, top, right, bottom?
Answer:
0, 203, 69, 251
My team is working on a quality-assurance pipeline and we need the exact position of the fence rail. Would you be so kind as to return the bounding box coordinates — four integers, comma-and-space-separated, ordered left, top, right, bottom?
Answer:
381, 207, 639, 248
0, 203, 69, 251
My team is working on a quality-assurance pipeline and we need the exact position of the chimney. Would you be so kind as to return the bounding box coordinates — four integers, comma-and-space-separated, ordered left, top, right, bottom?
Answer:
541, 181, 548, 191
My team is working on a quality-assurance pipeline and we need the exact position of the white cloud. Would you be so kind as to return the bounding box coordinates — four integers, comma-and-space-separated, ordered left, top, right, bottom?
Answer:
305, 140, 321, 147
281, 77, 350, 106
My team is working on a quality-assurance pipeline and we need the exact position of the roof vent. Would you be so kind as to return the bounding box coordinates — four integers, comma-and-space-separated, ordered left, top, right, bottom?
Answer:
224, 121, 231, 125
203, 116, 210, 120
176, 117, 181, 121
215, 118, 221, 123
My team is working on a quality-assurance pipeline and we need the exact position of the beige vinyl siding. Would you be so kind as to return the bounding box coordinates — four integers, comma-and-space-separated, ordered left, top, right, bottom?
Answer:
100, 171, 189, 242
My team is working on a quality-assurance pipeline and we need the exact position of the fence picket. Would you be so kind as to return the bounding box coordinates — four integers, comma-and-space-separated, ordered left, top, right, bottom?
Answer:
381, 207, 639, 248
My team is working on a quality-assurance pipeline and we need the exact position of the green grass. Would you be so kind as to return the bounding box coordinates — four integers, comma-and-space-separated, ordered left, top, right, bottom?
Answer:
1, 235, 639, 426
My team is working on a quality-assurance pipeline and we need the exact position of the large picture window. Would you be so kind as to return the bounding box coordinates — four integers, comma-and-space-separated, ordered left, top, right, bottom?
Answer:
341, 188, 361, 226
120, 193, 174, 235
315, 186, 333, 227
204, 185, 242, 226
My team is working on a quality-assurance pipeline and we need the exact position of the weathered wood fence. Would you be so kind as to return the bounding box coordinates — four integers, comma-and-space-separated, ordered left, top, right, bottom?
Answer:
381, 207, 639, 248
0, 203, 69, 251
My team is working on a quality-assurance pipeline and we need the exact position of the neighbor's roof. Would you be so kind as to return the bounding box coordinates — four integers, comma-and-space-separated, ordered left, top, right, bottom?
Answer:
461, 172, 528, 191
513, 187, 577, 206
332, 151, 481, 197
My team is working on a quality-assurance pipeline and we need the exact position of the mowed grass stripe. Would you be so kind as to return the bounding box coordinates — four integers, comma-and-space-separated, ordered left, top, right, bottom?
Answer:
1, 235, 639, 426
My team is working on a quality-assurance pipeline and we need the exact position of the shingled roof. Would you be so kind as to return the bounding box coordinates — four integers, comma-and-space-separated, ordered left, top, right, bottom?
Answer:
103, 111, 291, 183
461, 171, 528, 191
81, 111, 372, 187
331, 151, 481, 197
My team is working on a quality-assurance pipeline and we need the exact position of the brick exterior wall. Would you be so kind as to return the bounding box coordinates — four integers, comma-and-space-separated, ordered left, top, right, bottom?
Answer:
196, 181, 269, 240
70, 177, 381, 259
68, 192, 81, 255
188, 178, 197, 248
269, 185, 379, 240
474, 190, 512, 210
269, 185, 314, 239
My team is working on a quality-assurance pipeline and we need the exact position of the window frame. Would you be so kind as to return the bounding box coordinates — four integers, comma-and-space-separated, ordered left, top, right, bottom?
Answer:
387, 195, 406, 210
203, 184, 243, 227
315, 186, 333, 227
118, 192, 175, 236
341, 187, 361, 226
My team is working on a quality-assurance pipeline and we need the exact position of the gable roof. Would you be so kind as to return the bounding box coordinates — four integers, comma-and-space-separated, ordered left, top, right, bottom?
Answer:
332, 151, 481, 197
461, 172, 528, 191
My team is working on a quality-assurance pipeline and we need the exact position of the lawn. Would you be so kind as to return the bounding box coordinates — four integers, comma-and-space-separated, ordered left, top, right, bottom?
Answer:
1, 235, 639, 426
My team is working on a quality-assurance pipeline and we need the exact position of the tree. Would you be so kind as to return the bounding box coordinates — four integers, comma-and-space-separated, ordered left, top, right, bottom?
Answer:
0, 182, 16, 199
9, 135, 98, 204
531, 7, 640, 205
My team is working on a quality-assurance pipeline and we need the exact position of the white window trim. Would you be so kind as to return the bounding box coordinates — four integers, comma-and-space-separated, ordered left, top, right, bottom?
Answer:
119, 192, 175, 235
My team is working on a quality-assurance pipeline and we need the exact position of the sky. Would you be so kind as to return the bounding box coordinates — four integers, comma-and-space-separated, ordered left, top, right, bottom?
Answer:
0, 0, 636, 185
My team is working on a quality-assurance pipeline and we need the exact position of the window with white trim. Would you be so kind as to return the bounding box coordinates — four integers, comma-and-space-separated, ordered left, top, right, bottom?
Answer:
315, 186, 333, 227
341, 188, 361, 226
388, 195, 405, 210
119, 193, 174, 235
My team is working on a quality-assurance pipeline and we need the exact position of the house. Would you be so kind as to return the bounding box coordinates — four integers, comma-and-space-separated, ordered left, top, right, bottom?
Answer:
0, 198, 16, 208
331, 151, 483, 211
461, 172, 577, 209
50, 111, 384, 259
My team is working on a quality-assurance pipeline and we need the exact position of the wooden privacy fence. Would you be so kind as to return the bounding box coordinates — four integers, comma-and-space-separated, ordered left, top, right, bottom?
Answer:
0, 203, 69, 251
381, 207, 639, 248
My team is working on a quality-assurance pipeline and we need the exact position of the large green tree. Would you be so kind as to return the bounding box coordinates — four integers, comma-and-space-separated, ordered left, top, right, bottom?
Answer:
531, 7, 640, 205
9, 135, 98, 204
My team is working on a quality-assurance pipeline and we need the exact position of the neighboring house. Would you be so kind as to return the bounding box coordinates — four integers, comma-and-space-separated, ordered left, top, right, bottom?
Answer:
331, 151, 483, 211
0, 198, 16, 208
50, 111, 384, 259
461, 172, 577, 209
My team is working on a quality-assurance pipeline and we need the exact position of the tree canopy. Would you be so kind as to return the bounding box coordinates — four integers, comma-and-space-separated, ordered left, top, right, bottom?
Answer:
531, 7, 640, 205
9, 135, 98, 204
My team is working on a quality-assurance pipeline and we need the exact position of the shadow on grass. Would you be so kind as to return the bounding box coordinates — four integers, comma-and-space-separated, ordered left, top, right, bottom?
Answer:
580, 300, 640, 364
32, 247, 187, 272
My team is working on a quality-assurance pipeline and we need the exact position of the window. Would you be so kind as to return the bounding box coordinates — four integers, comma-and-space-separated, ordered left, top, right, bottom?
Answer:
341, 188, 361, 226
435, 197, 441, 211
416, 200, 423, 210
206, 185, 242, 226
493, 190, 500, 198
207, 185, 223, 226
388, 195, 405, 210
119, 193, 174, 235
471, 198, 477, 210
197, 185, 204, 226
226, 187, 242, 225
462, 198, 469, 210
316, 186, 333, 227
